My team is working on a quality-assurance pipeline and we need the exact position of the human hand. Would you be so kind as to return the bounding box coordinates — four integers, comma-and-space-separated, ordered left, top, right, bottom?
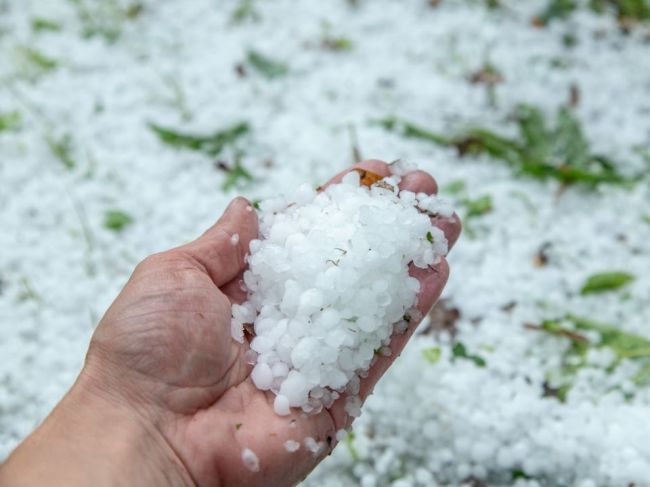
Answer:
0, 160, 461, 487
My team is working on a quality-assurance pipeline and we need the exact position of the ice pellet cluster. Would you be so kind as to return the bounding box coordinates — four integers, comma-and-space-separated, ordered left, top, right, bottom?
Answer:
231, 170, 451, 415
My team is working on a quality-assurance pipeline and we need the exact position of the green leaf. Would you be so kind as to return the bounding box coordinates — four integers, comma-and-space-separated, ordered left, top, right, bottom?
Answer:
231, 0, 259, 22
69, 0, 142, 43
512, 469, 533, 480
31, 18, 62, 32
104, 210, 134, 232
568, 315, 650, 359
552, 107, 591, 166
380, 118, 452, 146
149, 122, 250, 157
590, 0, 650, 22
46, 133, 75, 169
246, 50, 289, 78
0, 112, 21, 132
323, 36, 354, 51
441, 179, 466, 195
462, 195, 493, 218
452, 342, 486, 367
221, 161, 254, 191
516, 105, 550, 162
422, 347, 441, 364
537, 0, 577, 25
615, 0, 650, 20
633, 362, 650, 385
378, 107, 632, 189
461, 129, 521, 164
345, 431, 359, 461
17, 276, 41, 302
19, 47, 59, 72
530, 315, 650, 400
581, 272, 635, 295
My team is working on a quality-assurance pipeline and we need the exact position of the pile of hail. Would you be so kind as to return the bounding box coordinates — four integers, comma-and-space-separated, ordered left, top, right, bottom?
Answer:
231, 166, 453, 416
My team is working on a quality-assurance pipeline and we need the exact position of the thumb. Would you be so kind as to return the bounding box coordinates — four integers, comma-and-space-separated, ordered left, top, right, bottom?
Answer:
178, 197, 259, 287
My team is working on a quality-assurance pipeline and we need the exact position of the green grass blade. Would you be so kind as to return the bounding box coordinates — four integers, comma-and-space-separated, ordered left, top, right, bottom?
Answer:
581, 272, 635, 294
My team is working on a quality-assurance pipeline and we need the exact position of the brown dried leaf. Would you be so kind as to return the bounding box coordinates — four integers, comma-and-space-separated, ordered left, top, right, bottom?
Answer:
353, 168, 384, 187
469, 68, 503, 86
533, 242, 552, 268
421, 298, 461, 336
524, 322, 589, 343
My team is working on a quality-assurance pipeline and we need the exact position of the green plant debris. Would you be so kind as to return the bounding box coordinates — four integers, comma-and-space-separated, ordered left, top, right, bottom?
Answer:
17, 276, 41, 302
643, 215, 650, 224
562, 31, 578, 48
378, 106, 632, 188
581, 271, 635, 295
46, 133, 75, 169
221, 160, 254, 191
512, 469, 533, 480
231, 0, 259, 23
469, 62, 503, 86
452, 342, 487, 367
462, 195, 493, 218
322, 36, 354, 51
161, 77, 192, 121
590, 0, 650, 21
104, 210, 134, 232
246, 50, 289, 78
536, 0, 650, 25
31, 18, 62, 32
235, 423, 243, 430
345, 431, 359, 461
19, 47, 59, 72
535, 0, 577, 25
636, 146, 650, 164
570, 315, 650, 361
441, 179, 466, 195
149, 122, 250, 157
377, 116, 449, 145
422, 346, 442, 364
528, 315, 650, 399
69, 0, 143, 43
0, 112, 21, 132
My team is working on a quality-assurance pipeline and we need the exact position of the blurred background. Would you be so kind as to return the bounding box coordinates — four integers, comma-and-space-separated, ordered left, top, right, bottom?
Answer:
1, 0, 650, 485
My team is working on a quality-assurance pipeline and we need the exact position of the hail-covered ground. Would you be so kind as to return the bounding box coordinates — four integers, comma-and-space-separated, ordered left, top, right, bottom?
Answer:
1, 0, 650, 486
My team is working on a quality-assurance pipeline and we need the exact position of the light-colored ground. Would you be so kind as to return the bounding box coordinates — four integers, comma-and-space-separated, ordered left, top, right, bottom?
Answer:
1, 1, 649, 485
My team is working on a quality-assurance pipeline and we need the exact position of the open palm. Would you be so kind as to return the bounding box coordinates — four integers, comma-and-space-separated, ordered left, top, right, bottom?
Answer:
84, 160, 461, 487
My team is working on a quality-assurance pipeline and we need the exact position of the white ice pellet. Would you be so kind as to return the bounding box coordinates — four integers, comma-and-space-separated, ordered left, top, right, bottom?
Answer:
251, 363, 273, 390
389, 159, 416, 176
345, 395, 362, 418
304, 436, 325, 455
284, 440, 300, 452
241, 448, 260, 472
232, 175, 450, 415
274, 394, 291, 416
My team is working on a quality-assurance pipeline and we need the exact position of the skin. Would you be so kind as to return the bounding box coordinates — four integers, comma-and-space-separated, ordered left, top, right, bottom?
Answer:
0, 160, 461, 487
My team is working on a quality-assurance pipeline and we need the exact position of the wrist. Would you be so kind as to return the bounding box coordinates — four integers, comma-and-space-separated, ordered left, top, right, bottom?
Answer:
0, 371, 195, 487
